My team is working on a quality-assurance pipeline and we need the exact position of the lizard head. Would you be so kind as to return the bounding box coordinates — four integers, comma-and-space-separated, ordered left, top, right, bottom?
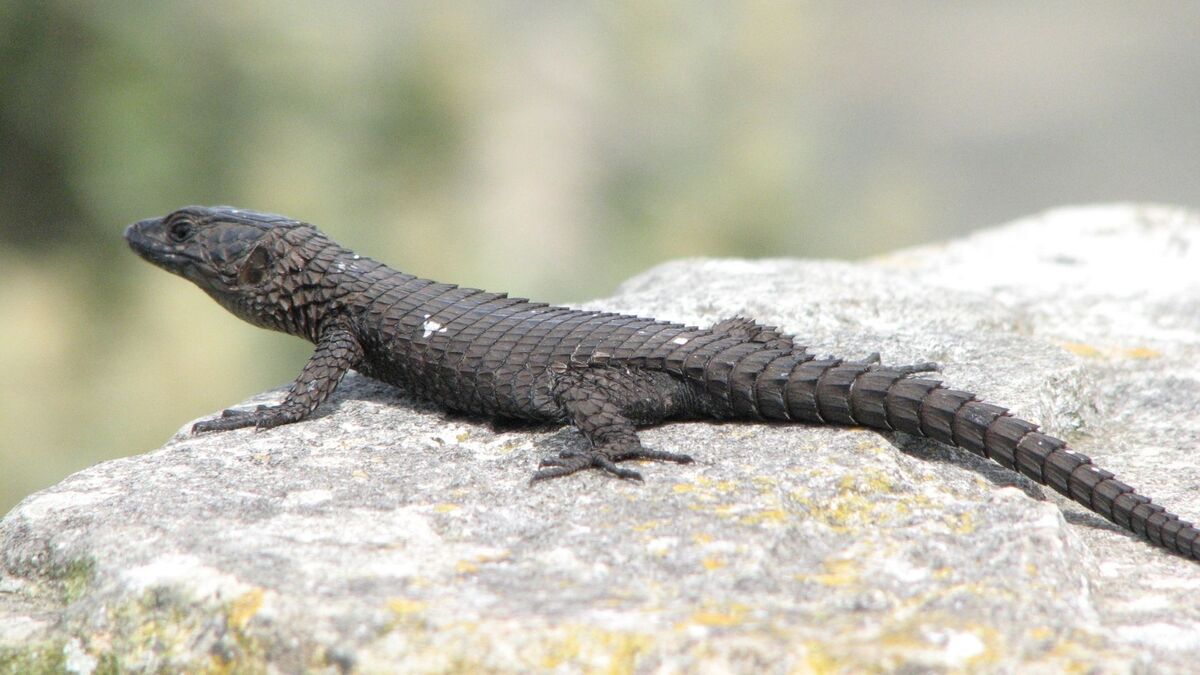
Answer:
125, 205, 317, 332
125, 205, 297, 288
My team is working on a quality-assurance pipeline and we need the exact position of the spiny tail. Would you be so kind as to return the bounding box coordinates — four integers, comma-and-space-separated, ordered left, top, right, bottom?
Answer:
746, 356, 1199, 560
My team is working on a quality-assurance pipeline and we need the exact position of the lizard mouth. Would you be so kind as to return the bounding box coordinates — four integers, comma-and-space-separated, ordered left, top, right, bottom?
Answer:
124, 219, 198, 271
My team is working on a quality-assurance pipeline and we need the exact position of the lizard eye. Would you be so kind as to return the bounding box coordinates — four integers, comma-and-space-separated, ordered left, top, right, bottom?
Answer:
168, 220, 194, 243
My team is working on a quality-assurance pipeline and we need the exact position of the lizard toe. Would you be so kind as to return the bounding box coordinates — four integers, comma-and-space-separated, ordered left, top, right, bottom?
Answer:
530, 452, 592, 483
531, 447, 661, 483
611, 448, 694, 464
192, 409, 259, 434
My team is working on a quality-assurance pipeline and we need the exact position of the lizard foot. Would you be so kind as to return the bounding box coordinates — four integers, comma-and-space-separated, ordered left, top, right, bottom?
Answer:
530, 447, 694, 484
191, 404, 303, 433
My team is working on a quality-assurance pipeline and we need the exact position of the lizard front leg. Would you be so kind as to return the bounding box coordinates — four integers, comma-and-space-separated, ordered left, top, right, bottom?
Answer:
193, 325, 363, 433
532, 369, 694, 483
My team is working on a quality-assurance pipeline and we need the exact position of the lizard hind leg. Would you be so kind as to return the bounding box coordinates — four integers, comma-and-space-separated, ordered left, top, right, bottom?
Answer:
531, 369, 694, 483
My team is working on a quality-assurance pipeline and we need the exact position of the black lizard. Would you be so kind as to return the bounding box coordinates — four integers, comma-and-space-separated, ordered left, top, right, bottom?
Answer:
126, 205, 1199, 560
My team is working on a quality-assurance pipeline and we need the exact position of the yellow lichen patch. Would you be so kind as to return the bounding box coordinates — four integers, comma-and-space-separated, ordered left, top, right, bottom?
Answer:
537, 626, 651, 674
540, 631, 581, 669
855, 436, 890, 454
351, 469, 369, 479
838, 468, 896, 495
598, 631, 652, 675
1061, 342, 1162, 361
711, 504, 735, 516
433, 503, 460, 513
692, 533, 714, 545
954, 512, 976, 535
456, 550, 512, 574
790, 616, 1014, 674
1028, 626, 1054, 641
796, 558, 859, 587
701, 557, 726, 571
738, 508, 789, 525
793, 468, 933, 533
875, 617, 1001, 670
1061, 342, 1103, 358
683, 602, 750, 628
387, 598, 427, 615
674, 476, 751, 508
1124, 346, 1161, 359
889, 581, 1015, 619
800, 640, 840, 675
227, 588, 264, 631
674, 475, 733, 493
455, 431, 470, 442
817, 494, 878, 531
633, 519, 663, 532
1040, 633, 1111, 673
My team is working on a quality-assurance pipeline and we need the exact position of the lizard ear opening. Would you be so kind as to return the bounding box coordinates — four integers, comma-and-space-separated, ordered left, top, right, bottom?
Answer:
237, 245, 272, 286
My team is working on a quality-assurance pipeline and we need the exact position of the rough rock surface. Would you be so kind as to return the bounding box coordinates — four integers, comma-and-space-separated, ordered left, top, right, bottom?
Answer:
3, 204, 1200, 673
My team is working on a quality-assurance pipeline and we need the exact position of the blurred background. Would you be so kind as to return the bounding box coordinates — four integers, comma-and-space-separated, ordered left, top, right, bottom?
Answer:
2, 2, 1199, 513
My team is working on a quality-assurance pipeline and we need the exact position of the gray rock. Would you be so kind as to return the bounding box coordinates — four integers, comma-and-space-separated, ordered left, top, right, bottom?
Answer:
4, 204, 1200, 673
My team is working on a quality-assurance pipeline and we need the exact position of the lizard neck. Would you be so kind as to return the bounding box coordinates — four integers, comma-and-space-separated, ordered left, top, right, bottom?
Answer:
280, 232, 397, 344
213, 227, 407, 344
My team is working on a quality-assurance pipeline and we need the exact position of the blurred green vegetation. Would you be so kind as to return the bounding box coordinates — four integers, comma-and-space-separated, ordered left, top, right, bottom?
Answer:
3, 2, 1199, 513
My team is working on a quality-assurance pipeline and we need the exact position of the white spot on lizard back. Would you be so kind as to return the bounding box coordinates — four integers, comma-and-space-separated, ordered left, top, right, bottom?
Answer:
672, 337, 689, 345
422, 320, 446, 338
